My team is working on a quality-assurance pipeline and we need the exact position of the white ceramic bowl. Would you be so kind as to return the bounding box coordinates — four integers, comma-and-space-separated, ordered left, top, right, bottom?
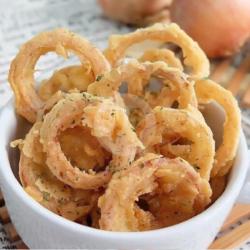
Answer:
0, 100, 249, 249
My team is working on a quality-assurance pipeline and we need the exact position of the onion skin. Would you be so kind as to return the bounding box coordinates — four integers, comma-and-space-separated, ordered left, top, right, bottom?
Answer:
170, 0, 250, 58
98, 0, 172, 25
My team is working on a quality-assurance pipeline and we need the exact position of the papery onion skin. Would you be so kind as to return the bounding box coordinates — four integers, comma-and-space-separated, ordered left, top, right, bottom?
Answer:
170, 0, 250, 58
98, 0, 172, 25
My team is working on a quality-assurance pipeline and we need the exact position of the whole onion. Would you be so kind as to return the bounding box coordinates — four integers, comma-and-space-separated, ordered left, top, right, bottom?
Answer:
170, 0, 250, 58
98, 0, 172, 25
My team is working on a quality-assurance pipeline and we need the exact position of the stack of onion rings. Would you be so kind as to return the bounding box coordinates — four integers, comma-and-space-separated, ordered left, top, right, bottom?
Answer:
19, 122, 100, 221
9, 23, 240, 231
88, 60, 197, 109
99, 154, 211, 231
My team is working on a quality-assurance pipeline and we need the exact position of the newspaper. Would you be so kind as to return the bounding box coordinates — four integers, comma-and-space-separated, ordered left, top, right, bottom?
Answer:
0, 0, 249, 249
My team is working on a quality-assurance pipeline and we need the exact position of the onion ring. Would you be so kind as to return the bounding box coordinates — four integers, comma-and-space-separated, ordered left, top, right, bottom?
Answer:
139, 48, 183, 70
9, 28, 110, 123
19, 122, 99, 221
88, 60, 197, 110
98, 153, 211, 231
195, 79, 241, 177
40, 92, 143, 189
38, 64, 94, 101
136, 107, 215, 180
104, 23, 209, 78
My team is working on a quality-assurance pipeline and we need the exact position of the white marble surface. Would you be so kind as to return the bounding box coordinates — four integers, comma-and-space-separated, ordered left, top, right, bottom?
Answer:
0, 0, 249, 249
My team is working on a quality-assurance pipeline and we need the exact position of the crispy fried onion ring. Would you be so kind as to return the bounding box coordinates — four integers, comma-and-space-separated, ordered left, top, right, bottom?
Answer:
25, 110, 111, 172
98, 153, 211, 231
19, 122, 99, 221
40, 92, 143, 189
88, 60, 197, 110
195, 79, 241, 177
38, 65, 94, 101
139, 48, 183, 70
137, 107, 215, 180
104, 23, 209, 78
9, 28, 110, 123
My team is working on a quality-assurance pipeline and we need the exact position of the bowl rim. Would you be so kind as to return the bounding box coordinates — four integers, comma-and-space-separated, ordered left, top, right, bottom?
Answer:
0, 100, 249, 240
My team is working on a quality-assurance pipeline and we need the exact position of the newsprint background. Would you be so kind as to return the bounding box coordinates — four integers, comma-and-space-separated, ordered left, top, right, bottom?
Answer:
0, 0, 249, 248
